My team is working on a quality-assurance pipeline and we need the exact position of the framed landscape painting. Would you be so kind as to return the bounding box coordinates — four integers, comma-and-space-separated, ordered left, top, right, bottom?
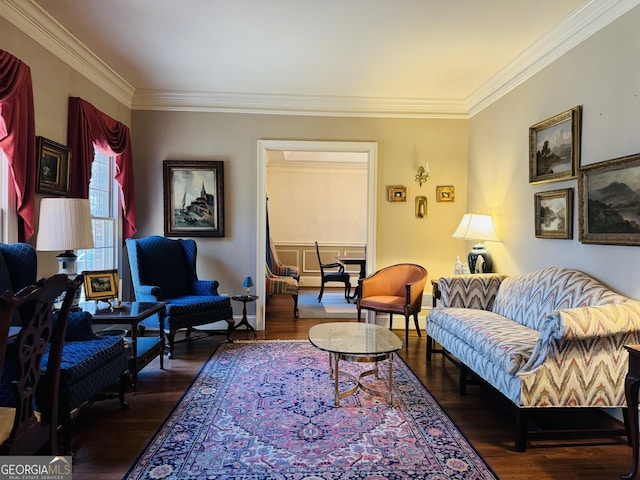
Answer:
534, 188, 573, 239
578, 153, 640, 245
163, 160, 225, 237
529, 106, 582, 185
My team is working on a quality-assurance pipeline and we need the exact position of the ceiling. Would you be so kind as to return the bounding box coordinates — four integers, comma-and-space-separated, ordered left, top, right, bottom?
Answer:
4, 1, 638, 116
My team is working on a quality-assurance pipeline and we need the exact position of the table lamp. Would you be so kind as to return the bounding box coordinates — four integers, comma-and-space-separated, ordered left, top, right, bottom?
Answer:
242, 276, 254, 295
452, 213, 500, 273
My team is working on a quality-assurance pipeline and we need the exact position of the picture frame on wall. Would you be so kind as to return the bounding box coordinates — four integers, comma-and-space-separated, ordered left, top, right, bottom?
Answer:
163, 160, 225, 237
578, 153, 640, 245
436, 185, 455, 202
529, 105, 582, 185
387, 185, 407, 202
36, 136, 70, 195
534, 188, 573, 239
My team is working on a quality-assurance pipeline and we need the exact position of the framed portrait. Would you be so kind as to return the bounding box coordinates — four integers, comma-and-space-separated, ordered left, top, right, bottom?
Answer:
36, 136, 70, 195
529, 105, 582, 185
83, 269, 119, 302
534, 188, 573, 239
578, 153, 640, 245
436, 185, 455, 202
387, 185, 407, 202
163, 160, 225, 237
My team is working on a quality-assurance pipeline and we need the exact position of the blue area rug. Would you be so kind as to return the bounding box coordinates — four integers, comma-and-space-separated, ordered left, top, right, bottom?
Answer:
123, 341, 497, 480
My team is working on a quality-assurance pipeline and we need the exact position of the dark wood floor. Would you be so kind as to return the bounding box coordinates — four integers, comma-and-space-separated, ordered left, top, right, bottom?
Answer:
71, 291, 635, 479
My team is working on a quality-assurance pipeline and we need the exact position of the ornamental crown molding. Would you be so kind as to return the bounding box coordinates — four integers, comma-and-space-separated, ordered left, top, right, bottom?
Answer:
2, 0, 639, 117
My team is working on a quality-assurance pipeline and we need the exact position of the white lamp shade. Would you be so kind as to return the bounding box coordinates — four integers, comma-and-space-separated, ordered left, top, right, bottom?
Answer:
36, 198, 95, 251
452, 213, 500, 242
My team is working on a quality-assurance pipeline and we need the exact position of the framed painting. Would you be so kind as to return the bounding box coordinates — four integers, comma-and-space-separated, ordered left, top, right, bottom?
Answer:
387, 185, 406, 202
36, 136, 70, 195
83, 269, 119, 302
529, 105, 582, 185
578, 153, 640, 245
534, 188, 573, 239
436, 185, 455, 202
163, 160, 225, 237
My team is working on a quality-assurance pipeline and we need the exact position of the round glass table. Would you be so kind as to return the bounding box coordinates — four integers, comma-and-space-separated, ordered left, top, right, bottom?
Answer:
308, 322, 403, 407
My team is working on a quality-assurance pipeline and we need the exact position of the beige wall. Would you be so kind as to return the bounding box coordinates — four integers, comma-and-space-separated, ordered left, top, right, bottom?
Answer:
0, 16, 131, 277
131, 111, 468, 297
468, 5, 640, 298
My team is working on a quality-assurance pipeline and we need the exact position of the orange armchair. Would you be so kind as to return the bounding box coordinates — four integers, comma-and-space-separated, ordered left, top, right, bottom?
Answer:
356, 264, 428, 344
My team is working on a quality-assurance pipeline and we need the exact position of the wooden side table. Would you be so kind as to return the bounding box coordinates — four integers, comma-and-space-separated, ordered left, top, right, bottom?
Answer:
82, 301, 166, 394
231, 294, 258, 337
623, 345, 640, 480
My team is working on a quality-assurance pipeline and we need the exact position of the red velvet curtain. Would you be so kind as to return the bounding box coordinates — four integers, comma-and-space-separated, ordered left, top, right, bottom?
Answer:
0, 51, 36, 241
67, 97, 137, 239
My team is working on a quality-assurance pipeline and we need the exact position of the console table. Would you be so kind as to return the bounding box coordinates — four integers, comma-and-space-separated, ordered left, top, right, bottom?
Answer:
82, 301, 166, 394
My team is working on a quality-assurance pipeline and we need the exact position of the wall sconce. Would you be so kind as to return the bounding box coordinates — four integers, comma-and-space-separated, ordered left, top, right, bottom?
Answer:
415, 162, 429, 187
415, 196, 427, 218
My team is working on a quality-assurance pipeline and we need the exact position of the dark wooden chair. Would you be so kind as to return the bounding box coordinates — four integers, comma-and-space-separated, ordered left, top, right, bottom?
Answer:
0, 274, 81, 455
314, 242, 351, 302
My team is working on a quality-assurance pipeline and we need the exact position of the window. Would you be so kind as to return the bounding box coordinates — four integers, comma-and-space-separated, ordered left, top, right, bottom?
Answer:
0, 148, 18, 244
77, 150, 121, 273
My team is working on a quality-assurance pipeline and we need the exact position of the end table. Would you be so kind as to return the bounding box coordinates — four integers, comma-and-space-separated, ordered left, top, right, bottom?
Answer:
231, 294, 258, 337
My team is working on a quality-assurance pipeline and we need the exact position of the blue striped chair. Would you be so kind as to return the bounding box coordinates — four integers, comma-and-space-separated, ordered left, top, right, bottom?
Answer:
126, 236, 234, 358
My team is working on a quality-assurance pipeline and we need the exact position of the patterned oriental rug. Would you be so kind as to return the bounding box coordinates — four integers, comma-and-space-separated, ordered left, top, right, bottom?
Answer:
123, 341, 497, 480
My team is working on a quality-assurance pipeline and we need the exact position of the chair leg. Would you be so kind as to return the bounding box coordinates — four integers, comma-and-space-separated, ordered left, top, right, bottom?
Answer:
344, 281, 351, 300
167, 329, 177, 359
426, 334, 433, 361
318, 282, 325, 302
413, 313, 422, 337
357, 307, 362, 323
389, 313, 393, 330
293, 294, 299, 318
119, 372, 131, 409
404, 315, 409, 344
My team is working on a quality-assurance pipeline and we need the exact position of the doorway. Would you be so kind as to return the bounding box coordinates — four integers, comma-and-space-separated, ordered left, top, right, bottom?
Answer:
256, 140, 378, 330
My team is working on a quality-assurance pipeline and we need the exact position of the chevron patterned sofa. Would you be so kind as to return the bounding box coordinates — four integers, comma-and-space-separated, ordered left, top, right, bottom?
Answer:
426, 266, 640, 451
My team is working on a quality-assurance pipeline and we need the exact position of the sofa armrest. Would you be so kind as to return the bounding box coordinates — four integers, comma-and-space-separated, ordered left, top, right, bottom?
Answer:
552, 301, 640, 340
438, 273, 507, 310
63, 311, 100, 341
192, 279, 220, 296
521, 301, 640, 373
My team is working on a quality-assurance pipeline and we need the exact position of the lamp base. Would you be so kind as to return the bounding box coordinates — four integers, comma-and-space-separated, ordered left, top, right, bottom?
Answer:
467, 243, 493, 274
55, 250, 81, 310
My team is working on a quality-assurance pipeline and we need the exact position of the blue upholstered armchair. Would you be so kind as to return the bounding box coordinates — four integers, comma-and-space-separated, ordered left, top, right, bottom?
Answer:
0, 243, 130, 454
126, 236, 234, 358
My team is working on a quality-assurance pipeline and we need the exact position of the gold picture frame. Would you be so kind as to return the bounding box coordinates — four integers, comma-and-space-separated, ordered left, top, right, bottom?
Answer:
387, 185, 407, 202
534, 188, 573, 239
83, 269, 119, 302
578, 153, 640, 245
529, 105, 582, 185
436, 185, 455, 202
36, 136, 71, 195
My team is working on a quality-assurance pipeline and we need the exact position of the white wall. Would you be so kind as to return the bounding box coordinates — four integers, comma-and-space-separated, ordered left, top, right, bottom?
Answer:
266, 161, 367, 245
468, 5, 640, 298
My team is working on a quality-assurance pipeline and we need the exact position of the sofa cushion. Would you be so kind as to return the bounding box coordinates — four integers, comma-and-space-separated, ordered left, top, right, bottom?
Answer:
164, 295, 231, 317
429, 307, 539, 375
492, 267, 629, 331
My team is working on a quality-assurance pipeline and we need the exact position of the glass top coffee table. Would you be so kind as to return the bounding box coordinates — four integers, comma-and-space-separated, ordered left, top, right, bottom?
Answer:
308, 322, 403, 407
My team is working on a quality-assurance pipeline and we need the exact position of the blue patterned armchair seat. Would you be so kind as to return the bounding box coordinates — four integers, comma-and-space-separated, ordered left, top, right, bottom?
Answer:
126, 236, 233, 358
426, 266, 640, 452
0, 243, 129, 453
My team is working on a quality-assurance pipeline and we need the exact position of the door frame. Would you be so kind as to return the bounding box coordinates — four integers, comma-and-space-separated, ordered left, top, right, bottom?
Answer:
256, 140, 378, 330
